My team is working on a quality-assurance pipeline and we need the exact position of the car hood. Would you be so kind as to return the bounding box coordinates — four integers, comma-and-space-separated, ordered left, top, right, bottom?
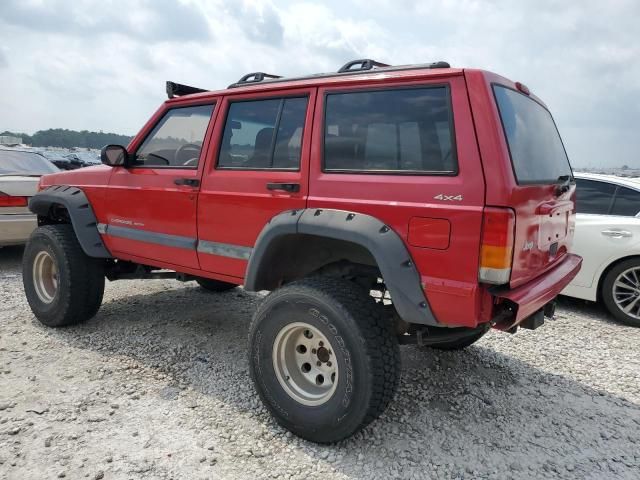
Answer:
39, 164, 113, 189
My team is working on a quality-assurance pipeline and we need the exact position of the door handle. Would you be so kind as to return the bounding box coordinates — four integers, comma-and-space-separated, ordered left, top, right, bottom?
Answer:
266, 182, 300, 193
174, 178, 200, 187
601, 229, 632, 238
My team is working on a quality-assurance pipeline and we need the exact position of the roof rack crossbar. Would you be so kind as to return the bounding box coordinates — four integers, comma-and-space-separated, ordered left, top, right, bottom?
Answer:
228, 72, 282, 89
338, 58, 390, 73
166, 81, 208, 99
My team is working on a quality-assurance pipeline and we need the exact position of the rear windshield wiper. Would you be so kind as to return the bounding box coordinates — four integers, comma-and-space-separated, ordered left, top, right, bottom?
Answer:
555, 174, 574, 196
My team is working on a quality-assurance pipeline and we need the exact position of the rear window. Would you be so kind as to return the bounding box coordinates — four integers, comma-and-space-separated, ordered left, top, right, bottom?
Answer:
0, 150, 59, 175
494, 85, 572, 184
323, 86, 457, 174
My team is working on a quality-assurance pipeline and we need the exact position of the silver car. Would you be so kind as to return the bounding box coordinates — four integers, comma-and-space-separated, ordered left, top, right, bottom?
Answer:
0, 149, 59, 246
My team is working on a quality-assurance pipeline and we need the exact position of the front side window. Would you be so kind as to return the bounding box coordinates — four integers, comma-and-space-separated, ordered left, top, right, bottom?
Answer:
134, 104, 214, 168
218, 97, 307, 170
611, 186, 640, 217
323, 86, 457, 173
575, 179, 616, 214
494, 85, 572, 184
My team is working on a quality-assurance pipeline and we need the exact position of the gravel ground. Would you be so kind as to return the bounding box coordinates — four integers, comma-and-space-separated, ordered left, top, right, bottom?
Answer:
1, 245, 639, 480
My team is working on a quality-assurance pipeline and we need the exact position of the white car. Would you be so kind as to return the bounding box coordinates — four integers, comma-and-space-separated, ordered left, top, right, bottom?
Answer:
562, 172, 640, 327
0, 149, 59, 247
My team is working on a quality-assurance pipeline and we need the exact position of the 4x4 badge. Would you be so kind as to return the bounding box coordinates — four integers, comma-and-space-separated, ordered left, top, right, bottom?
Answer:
433, 194, 463, 202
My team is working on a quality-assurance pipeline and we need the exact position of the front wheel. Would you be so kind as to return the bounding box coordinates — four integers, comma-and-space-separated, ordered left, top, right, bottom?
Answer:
23, 225, 104, 327
602, 259, 640, 327
248, 277, 400, 443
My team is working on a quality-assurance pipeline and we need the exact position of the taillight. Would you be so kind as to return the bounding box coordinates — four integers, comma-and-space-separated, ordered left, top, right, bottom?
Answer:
479, 207, 515, 285
0, 192, 28, 207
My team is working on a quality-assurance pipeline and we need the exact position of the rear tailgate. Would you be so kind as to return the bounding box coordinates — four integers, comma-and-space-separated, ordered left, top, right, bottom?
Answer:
466, 69, 577, 289
509, 184, 577, 288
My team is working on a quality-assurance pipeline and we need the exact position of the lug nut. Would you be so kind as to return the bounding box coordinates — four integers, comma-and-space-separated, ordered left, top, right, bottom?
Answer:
311, 348, 317, 354
319, 341, 324, 347
327, 361, 332, 367
316, 361, 322, 367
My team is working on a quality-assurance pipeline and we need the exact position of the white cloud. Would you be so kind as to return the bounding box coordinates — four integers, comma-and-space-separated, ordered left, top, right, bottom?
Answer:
0, 0, 638, 167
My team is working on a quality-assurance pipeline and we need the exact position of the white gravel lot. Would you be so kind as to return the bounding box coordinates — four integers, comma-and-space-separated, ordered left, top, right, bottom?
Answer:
1, 245, 639, 480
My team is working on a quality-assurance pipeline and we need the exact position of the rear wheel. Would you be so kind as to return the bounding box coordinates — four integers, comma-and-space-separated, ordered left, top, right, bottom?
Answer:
602, 259, 640, 327
196, 277, 237, 292
23, 225, 105, 327
248, 277, 400, 443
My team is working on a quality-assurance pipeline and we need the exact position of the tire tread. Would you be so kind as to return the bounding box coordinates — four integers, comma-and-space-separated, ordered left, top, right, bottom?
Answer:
250, 276, 400, 439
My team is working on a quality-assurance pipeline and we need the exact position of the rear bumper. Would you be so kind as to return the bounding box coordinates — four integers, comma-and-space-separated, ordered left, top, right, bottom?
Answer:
0, 214, 37, 246
493, 253, 582, 327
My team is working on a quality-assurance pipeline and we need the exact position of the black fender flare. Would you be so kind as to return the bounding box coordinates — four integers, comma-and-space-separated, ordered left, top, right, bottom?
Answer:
245, 208, 438, 326
28, 185, 112, 258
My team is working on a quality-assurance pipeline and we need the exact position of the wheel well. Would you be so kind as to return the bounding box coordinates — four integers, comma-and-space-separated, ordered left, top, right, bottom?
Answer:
596, 255, 640, 301
37, 202, 70, 225
250, 234, 380, 290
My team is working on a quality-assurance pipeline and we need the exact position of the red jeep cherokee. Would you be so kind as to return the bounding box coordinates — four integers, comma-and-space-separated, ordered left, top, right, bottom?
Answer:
23, 59, 581, 443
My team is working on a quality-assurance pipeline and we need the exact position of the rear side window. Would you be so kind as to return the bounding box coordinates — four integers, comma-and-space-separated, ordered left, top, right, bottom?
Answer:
611, 186, 640, 216
323, 87, 457, 174
575, 179, 616, 214
218, 97, 307, 170
494, 86, 572, 184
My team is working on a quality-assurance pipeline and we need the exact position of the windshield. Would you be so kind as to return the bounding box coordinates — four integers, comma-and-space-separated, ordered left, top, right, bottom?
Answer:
494, 85, 572, 184
0, 150, 60, 175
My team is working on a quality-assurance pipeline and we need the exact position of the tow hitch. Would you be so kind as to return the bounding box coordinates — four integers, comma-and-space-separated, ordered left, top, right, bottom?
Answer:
520, 300, 557, 331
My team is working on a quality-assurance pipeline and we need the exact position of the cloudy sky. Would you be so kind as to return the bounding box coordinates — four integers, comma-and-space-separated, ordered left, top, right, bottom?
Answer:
0, 0, 638, 167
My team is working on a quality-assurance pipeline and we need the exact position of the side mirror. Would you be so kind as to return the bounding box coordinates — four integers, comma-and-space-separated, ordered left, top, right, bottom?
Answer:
100, 145, 128, 167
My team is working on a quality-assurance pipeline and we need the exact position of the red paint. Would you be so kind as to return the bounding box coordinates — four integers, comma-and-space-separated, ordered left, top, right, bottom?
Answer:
36, 65, 581, 329
495, 253, 582, 327
408, 217, 451, 250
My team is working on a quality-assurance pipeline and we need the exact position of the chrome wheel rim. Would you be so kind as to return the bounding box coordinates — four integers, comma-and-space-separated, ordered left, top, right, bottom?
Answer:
32, 251, 58, 304
272, 322, 338, 406
613, 267, 640, 319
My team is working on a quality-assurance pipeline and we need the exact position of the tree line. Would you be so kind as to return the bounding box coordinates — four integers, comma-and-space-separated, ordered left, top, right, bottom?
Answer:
1, 129, 133, 149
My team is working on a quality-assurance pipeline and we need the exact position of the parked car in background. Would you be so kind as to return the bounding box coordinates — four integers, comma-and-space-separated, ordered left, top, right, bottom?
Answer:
36, 150, 96, 170
562, 172, 640, 327
0, 148, 59, 247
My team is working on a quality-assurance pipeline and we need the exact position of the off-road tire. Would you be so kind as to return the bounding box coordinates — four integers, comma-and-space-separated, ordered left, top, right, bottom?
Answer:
248, 276, 400, 443
23, 225, 105, 327
196, 278, 237, 292
601, 259, 640, 328
425, 327, 488, 351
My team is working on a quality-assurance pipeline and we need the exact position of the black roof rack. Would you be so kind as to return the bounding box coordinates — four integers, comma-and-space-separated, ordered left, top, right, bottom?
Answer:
168, 61, 452, 95
226, 60, 450, 90
166, 81, 208, 99
227, 72, 282, 89
337, 58, 390, 73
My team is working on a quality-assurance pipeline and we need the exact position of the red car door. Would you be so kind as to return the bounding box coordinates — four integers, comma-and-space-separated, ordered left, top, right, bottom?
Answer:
196, 88, 315, 279
307, 75, 486, 327
102, 100, 218, 270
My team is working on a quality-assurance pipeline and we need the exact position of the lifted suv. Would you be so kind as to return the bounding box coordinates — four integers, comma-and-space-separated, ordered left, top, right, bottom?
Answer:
23, 59, 581, 443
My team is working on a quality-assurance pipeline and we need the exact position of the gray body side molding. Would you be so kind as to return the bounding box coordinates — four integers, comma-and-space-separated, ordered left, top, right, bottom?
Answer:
245, 209, 438, 326
29, 185, 113, 258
